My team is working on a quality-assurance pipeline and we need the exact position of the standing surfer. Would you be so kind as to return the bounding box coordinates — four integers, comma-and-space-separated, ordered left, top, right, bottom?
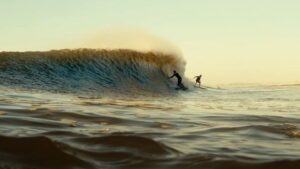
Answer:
169, 70, 183, 87
194, 74, 202, 87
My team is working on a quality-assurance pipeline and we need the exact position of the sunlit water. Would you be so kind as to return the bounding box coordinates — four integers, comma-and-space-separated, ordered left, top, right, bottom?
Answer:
1, 85, 300, 169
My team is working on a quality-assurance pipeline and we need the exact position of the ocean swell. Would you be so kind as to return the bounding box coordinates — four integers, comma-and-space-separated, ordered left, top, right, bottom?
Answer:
0, 49, 186, 94
1, 134, 300, 169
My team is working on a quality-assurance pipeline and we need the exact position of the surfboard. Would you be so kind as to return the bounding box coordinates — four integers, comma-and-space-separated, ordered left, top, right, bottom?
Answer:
194, 85, 207, 90
176, 84, 188, 90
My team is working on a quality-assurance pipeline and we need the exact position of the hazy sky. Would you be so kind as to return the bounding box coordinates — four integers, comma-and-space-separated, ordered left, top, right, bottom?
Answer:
1, 0, 299, 85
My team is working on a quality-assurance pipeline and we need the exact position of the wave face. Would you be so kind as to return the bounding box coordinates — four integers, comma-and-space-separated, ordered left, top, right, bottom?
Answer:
0, 49, 185, 94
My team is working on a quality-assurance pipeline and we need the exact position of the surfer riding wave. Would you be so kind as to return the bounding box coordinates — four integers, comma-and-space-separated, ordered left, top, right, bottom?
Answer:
0, 49, 187, 94
169, 70, 187, 90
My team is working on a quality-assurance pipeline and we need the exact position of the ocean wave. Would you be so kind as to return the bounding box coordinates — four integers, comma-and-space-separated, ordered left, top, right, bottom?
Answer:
1, 134, 300, 169
0, 135, 91, 169
203, 124, 300, 139
0, 49, 186, 94
72, 134, 180, 155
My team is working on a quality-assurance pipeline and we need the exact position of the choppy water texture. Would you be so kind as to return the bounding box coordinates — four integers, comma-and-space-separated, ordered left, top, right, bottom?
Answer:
0, 49, 300, 169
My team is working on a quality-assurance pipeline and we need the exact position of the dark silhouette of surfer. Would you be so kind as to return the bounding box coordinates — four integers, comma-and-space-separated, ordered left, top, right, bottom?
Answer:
169, 70, 183, 87
194, 74, 202, 87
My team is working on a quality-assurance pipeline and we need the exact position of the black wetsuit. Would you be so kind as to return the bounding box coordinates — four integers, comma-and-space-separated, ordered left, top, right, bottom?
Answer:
170, 73, 182, 85
196, 76, 201, 83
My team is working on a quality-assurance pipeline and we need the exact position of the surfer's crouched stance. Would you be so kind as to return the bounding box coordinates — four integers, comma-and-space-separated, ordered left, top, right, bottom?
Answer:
169, 70, 183, 87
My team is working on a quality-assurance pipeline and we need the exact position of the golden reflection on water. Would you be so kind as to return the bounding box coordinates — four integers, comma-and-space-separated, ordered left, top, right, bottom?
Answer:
0, 85, 300, 169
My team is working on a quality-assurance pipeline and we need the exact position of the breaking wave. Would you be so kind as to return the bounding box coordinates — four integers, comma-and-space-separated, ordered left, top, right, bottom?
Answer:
0, 49, 186, 95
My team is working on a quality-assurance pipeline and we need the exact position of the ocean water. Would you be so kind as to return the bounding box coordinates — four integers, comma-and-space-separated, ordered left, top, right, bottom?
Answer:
0, 49, 300, 169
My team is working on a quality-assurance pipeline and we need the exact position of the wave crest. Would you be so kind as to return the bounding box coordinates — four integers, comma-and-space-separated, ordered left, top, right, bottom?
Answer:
0, 49, 186, 94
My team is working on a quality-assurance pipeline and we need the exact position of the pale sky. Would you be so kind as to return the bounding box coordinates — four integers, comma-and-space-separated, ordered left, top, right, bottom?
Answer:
1, 0, 300, 85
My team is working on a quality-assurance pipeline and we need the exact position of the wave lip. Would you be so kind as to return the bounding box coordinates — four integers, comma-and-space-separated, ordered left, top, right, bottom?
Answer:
0, 49, 186, 94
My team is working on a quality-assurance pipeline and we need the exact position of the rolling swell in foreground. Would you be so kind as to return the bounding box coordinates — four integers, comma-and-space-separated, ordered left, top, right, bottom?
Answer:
1, 49, 300, 169
0, 49, 185, 94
